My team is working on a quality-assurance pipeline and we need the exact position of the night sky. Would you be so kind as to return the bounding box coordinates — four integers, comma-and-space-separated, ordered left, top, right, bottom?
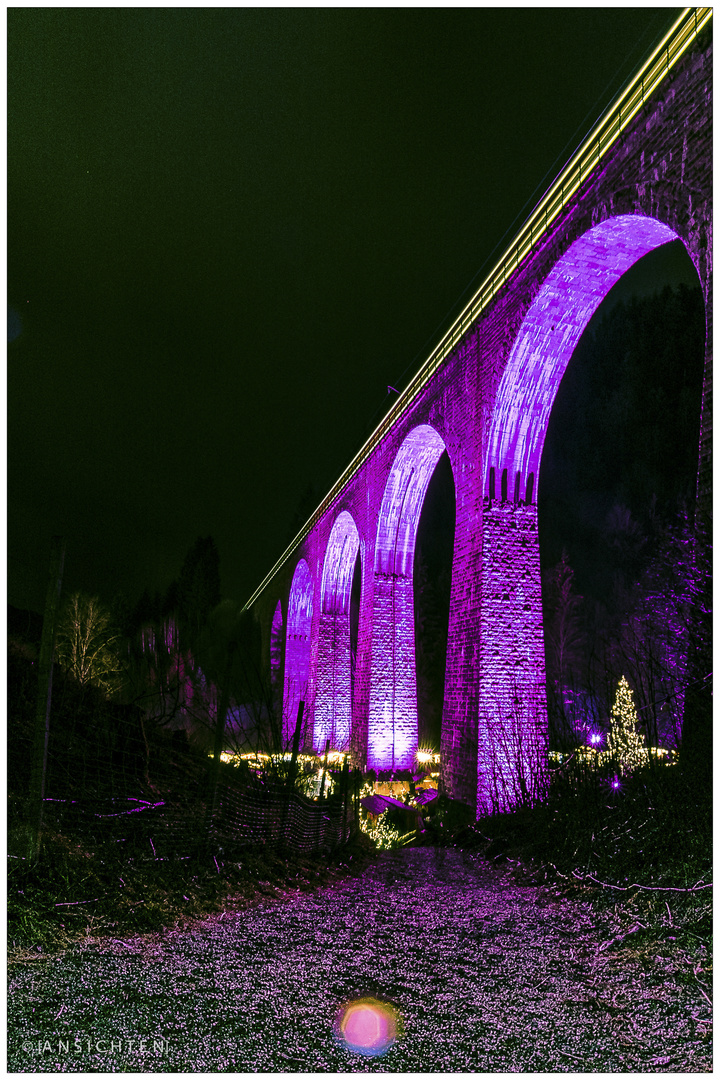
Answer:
9, 7, 692, 614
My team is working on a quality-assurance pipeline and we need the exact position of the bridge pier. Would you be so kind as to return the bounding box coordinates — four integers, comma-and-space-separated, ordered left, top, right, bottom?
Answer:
366, 574, 417, 772
477, 500, 548, 816
314, 612, 353, 753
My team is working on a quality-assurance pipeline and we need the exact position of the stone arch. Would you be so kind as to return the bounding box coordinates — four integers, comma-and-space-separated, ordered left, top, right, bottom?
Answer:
313, 511, 361, 753
477, 212, 691, 815
484, 214, 680, 501
283, 559, 313, 745
368, 423, 450, 772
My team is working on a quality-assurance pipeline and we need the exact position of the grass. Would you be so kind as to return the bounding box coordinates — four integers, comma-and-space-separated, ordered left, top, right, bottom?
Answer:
7, 645, 379, 960
13, 757, 709, 957
451, 757, 712, 953
8, 826, 378, 960
9, 754, 710, 967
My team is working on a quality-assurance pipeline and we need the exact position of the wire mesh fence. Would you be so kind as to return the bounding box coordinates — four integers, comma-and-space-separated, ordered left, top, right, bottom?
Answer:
8, 639, 362, 869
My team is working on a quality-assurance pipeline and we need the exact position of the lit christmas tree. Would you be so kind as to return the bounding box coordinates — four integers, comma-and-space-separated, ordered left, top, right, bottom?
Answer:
607, 676, 646, 776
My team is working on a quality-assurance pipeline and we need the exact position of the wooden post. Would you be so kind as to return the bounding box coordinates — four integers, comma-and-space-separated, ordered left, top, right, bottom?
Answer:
204, 643, 236, 849
341, 756, 350, 842
316, 738, 330, 851
288, 700, 304, 787
280, 700, 304, 849
28, 536, 65, 864
318, 738, 331, 801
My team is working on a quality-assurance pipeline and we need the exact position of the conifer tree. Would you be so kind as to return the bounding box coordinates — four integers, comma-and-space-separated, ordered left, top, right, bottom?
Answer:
607, 675, 646, 776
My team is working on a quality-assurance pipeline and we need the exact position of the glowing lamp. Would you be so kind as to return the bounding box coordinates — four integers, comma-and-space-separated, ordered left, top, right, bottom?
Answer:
336, 997, 398, 1057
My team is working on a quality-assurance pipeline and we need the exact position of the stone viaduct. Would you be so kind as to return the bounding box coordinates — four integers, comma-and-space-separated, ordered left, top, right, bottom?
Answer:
244, 9, 712, 815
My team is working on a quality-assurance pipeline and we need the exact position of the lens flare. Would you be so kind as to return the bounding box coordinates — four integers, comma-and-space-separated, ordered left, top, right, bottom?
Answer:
335, 996, 399, 1057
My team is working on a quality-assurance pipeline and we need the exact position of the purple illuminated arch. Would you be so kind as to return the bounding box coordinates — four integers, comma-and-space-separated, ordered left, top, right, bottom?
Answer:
477, 213, 684, 814
368, 424, 448, 772
484, 215, 679, 500
314, 511, 361, 753
283, 559, 313, 744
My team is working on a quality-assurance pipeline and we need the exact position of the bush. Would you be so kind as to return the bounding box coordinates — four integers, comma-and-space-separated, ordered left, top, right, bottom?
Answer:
470, 757, 711, 943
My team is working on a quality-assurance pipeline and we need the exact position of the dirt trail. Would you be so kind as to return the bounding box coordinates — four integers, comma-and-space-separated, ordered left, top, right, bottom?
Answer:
7, 848, 710, 1072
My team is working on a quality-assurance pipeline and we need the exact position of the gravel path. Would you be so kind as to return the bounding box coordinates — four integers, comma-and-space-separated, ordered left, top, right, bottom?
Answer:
8, 848, 711, 1072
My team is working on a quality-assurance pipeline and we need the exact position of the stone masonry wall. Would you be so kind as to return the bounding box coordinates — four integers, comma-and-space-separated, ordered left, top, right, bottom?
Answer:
249, 27, 711, 811
477, 502, 547, 814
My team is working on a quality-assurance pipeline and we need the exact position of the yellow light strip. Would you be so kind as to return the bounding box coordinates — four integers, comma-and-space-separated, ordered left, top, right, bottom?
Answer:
245, 7, 711, 611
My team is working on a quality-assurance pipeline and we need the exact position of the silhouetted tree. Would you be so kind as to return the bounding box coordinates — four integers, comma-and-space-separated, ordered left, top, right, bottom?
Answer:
122, 538, 221, 738
544, 550, 585, 684
176, 535, 221, 649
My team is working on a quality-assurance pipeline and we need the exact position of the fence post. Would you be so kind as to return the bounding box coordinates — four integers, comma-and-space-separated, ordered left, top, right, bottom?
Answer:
318, 738, 330, 801
27, 536, 65, 864
288, 700, 304, 788
353, 768, 361, 831
204, 643, 236, 851
280, 700, 304, 850
315, 738, 330, 851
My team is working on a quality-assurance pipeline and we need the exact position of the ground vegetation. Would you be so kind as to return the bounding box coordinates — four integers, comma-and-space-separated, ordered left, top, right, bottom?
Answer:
7, 848, 711, 1072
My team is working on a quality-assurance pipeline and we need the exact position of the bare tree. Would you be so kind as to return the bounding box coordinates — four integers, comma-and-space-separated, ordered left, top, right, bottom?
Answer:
55, 592, 123, 696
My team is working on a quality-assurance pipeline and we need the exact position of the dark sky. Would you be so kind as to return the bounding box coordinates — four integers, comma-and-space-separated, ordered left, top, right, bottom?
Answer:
8, 7, 691, 614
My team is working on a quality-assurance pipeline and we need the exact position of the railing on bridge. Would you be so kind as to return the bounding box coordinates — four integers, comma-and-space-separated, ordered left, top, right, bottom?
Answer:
244, 6, 712, 611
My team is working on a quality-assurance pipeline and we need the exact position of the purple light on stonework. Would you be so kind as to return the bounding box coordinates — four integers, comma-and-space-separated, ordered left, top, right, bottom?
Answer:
320, 511, 361, 615
484, 215, 679, 501
270, 600, 283, 690
476, 216, 682, 817
283, 559, 313, 744
314, 511, 361, 753
368, 424, 448, 772
374, 425, 447, 579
